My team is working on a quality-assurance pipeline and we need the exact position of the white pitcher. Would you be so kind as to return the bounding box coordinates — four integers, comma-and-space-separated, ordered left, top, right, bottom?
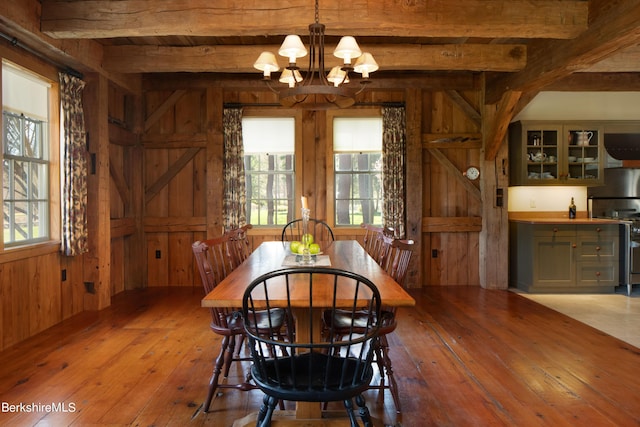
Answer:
576, 131, 593, 146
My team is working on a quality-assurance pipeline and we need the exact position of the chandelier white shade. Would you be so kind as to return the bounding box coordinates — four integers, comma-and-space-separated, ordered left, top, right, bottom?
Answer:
333, 36, 361, 65
253, 0, 378, 109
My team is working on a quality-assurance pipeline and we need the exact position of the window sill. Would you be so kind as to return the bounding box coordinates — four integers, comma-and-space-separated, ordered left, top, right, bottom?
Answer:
0, 240, 61, 264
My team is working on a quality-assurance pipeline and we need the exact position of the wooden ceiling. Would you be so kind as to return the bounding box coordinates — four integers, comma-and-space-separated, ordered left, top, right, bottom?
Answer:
4, 1, 640, 101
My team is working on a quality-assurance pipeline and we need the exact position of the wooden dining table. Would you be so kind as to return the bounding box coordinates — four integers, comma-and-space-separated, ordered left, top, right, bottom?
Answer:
201, 239, 415, 426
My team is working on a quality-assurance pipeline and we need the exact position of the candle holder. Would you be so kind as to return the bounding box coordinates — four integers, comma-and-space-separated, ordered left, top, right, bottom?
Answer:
301, 207, 313, 264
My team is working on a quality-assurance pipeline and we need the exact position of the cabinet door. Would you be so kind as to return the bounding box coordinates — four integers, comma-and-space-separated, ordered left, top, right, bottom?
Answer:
509, 121, 605, 186
532, 233, 575, 286
564, 124, 603, 184
523, 127, 561, 183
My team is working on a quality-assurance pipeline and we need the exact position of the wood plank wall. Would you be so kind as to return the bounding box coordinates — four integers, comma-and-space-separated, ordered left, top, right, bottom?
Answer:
423, 90, 483, 286
140, 78, 484, 288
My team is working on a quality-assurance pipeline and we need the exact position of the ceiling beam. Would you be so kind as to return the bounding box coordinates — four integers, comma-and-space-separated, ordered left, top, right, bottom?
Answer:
102, 43, 526, 74
41, 0, 587, 39
545, 73, 640, 91
484, 90, 521, 161
581, 46, 640, 72
485, 0, 640, 104
0, 0, 140, 94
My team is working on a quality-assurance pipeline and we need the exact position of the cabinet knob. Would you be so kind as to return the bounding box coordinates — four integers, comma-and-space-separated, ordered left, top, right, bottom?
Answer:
596, 227, 602, 232
596, 246, 601, 251
595, 271, 601, 277
572, 243, 577, 248
553, 227, 558, 232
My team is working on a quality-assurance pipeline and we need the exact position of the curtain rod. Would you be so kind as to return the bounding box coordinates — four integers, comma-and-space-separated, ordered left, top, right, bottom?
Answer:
0, 31, 83, 79
223, 101, 405, 109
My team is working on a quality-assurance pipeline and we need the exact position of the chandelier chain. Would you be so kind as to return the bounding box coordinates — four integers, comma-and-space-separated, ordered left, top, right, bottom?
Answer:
315, 0, 319, 25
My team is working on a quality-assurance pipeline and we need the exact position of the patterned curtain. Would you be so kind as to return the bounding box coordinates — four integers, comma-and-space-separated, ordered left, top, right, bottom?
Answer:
60, 72, 89, 256
222, 108, 247, 230
382, 106, 406, 238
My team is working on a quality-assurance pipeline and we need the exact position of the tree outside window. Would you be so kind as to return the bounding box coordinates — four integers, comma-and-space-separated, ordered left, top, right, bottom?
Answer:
333, 117, 383, 226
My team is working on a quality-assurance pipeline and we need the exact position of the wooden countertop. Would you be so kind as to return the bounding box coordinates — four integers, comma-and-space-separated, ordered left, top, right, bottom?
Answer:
509, 217, 630, 225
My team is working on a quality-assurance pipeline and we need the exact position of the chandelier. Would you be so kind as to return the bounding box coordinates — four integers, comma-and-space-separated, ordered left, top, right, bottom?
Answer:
253, 0, 378, 109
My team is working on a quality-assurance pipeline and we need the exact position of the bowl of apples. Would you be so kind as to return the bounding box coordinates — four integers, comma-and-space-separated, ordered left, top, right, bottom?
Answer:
289, 235, 321, 263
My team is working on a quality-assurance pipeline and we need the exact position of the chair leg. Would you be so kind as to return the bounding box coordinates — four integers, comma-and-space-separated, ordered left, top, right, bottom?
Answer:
355, 394, 373, 427
343, 398, 359, 427
204, 335, 231, 412
256, 394, 278, 427
223, 334, 240, 379
379, 334, 402, 414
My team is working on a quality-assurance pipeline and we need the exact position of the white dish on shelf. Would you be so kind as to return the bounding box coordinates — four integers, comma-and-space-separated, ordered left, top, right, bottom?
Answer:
582, 157, 595, 162
568, 156, 577, 162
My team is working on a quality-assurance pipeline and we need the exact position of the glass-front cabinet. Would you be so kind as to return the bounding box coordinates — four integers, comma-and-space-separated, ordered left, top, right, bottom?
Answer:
509, 121, 604, 186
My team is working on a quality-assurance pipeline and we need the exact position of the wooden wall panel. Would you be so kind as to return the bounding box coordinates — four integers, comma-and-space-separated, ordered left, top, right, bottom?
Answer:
111, 238, 125, 295
60, 254, 86, 321
110, 144, 125, 218
139, 82, 485, 288
0, 252, 62, 350
147, 234, 169, 286
143, 88, 208, 287
423, 90, 482, 286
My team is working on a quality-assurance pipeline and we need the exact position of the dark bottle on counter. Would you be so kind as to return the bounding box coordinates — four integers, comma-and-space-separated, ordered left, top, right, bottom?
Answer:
569, 197, 576, 219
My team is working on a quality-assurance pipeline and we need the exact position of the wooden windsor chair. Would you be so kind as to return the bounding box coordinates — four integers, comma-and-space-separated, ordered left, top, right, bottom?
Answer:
192, 224, 286, 412
243, 267, 382, 427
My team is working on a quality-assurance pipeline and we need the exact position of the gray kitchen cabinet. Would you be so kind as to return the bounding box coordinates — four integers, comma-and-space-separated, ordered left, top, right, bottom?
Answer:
510, 222, 619, 292
509, 121, 604, 186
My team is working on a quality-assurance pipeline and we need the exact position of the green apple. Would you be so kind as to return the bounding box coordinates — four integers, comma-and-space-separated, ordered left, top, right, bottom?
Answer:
297, 243, 308, 254
289, 241, 301, 253
302, 233, 314, 246
309, 243, 321, 254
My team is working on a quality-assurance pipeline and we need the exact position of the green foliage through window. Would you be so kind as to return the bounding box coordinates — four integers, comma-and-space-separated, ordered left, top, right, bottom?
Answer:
335, 152, 382, 226
245, 153, 294, 226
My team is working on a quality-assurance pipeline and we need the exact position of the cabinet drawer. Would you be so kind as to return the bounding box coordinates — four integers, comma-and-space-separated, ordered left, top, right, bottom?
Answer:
576, 262, 618, 286
575, 237, 618, 260
577, 224, 617, 236
533, 224, 575, 238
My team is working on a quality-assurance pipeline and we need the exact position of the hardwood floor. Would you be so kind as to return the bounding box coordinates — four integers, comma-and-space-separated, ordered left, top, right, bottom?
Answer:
0, 286, 638, 427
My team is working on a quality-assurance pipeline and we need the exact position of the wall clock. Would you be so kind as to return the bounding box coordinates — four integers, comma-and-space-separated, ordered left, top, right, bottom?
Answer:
464, 166, 480, 180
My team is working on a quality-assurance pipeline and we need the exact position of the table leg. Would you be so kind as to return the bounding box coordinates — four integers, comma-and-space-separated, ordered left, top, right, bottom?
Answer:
292, 307, 322, 419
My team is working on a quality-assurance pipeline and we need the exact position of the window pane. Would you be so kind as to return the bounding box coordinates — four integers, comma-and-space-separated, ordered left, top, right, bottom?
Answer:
2, 159, 10, 200
32, 201, 48, 239
4, 114, 21, 155
24, 118, 42, 159
12, 200, 28, 242
13, 160, 28, 200
31, 162, 48, 199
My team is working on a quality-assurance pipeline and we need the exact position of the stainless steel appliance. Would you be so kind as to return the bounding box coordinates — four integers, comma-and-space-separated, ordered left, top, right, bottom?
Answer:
588, 168, 640, 295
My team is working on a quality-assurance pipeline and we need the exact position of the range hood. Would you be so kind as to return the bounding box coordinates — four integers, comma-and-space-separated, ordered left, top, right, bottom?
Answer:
587, 167, 640, 199
605, 134, 640, 160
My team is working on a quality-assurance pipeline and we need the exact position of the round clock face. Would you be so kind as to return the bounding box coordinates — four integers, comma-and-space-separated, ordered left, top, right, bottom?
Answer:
465, 166, 480, 180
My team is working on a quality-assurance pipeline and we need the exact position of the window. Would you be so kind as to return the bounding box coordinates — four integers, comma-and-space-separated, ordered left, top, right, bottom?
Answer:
2, 62, 51, 246
333, 116, 383, 226
243, 116, 296, 226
